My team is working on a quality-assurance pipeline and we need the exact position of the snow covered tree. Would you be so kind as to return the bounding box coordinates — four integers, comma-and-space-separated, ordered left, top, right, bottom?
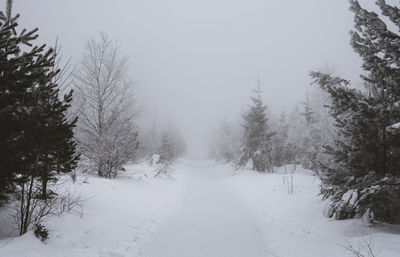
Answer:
159, 132, 174, 164
158, 124, 186, 164
137, 113, 162, 160
270, 109, 290, 167
208, 117, 242, 163
74, 32, 139, 178
240, 79, 274, 172
311, 72, 384, 221
309, 0, 400, 224
311, 0, 400, 221
284, 105, 304, 165
298, 92, 321, 170
300, 93, 317, 127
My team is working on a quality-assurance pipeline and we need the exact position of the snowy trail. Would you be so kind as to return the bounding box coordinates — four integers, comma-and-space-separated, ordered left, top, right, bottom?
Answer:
139, 161, 268, 257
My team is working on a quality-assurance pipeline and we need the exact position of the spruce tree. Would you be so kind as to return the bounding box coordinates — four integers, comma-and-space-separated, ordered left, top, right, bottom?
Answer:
311, 0, 400, 221
0, 5, 79, 232
0, 13, 44, 194
299, 92, 321, 170
240, 80, 274, 172
30, 85, 79, 198
310, 0, 400, 223
271, 109, 289, 166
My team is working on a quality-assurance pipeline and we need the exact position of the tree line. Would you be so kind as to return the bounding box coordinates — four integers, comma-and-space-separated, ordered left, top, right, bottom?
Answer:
209, 0, 400, 224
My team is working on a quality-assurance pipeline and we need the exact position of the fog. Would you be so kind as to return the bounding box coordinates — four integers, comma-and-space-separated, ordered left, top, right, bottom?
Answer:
11, 0, 373, 158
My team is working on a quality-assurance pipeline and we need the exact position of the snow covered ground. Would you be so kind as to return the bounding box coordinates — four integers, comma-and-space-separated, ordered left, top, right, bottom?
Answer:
1, 160, 400, 257
226, 165, 400, 257
138, 160, 268, 257
0, 162, 187, 257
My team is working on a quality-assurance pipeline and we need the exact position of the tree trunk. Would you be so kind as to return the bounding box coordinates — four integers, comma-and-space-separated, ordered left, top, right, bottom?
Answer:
19, 182, 25, 235
21, 176, 34, 235
382, 127, 387, 173
41, 176, 48, 199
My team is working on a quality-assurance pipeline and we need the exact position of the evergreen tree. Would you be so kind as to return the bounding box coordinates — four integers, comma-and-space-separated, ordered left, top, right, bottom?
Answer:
286, 105, 303, 165
32, 87, 79, 198
0, 5, 78, 233
299, 92, 321, 170
310, 0, 400, 223
300, 93, 317, 126
271, 109, 289, 166
0, 10, 47, 194
240, 79, 274, 172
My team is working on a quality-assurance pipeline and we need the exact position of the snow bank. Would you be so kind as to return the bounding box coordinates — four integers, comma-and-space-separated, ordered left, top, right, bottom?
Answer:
225, 166, 400, 257
0, 162, 186, 257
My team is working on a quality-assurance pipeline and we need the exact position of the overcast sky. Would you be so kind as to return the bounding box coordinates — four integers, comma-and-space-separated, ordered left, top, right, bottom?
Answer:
10, 0, 377, 158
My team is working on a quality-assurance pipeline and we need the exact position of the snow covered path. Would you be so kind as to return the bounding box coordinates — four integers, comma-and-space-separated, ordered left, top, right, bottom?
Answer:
139, 161, 268, 257
2, 160, 400, 257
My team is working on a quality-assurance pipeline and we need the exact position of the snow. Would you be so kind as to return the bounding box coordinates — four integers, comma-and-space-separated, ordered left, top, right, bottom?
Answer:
1, 160, 400, 257
226, 165, 400, 257
341, 189, 358, 205
0, 162, 186, 257
387, 122, 400, 132
138, 160, 268, 257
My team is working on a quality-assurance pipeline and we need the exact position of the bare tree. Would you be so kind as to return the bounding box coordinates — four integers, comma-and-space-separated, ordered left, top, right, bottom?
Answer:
74, 32, 138, 178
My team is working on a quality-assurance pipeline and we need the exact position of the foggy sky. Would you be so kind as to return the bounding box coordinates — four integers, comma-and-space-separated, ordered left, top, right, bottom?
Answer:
9, 0, 375, 158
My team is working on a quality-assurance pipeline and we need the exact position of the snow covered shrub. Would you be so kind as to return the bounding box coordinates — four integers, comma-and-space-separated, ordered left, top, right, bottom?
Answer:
34, 223, 49, 241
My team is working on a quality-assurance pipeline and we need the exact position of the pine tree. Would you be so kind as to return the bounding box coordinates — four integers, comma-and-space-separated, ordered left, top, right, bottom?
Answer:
33, 88, 79, 198
271, 109, 289, 166
310, 73, 378, 220
0, 5, 79, 233
310, 0, 400, 223
286, 105, 303, 165
299, 92, 321, 170
240, 79, 274, 172
0, 10, 45, 194
300, 92, 317, 126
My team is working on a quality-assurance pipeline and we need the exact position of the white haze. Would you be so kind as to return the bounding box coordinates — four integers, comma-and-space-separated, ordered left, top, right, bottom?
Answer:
10, 0, 377, 158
